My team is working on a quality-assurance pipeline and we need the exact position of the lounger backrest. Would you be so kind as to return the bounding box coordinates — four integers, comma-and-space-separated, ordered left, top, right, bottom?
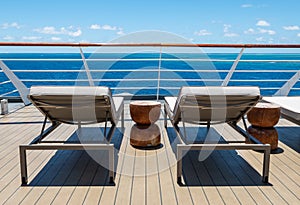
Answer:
28, 86, 119, 125
173, 86, 261, 124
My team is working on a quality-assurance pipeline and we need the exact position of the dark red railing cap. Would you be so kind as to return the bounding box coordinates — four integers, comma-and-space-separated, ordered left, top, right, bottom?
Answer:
0, 42, 300, 48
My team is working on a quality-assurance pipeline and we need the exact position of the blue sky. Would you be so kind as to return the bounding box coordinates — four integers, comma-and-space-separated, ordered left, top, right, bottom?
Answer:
1, 0, 300, 44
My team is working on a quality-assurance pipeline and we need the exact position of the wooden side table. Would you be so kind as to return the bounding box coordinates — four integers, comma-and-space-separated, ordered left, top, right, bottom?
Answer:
247, 102, 281, 127
130, 101, 161, 125
247, 102, 281, 150
129, 101, 161, 148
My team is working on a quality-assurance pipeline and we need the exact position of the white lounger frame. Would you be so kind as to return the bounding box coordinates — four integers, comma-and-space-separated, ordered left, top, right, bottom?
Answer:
164, 87, 271, 184
19, 86, 124, 185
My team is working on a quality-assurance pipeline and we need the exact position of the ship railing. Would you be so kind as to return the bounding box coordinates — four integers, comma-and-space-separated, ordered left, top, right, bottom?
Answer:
0, 43, 300, 105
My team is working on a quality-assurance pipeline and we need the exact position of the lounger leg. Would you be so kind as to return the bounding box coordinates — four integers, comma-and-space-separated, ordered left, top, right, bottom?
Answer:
19, 146, 28, 185
207, 121, 211, 130
242, 116, 247, 130
164, 104, 167, 128
262, 145, 271, 183
121, 108, 125, 133
177, 146, 183, 184
109, 146, 114, 183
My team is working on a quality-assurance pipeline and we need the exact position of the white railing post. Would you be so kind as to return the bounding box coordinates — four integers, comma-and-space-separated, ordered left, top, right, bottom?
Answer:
222, 48, 245, 86
156, 46, 162, 101
274, 70, 300, 96
0, 60, 30, 105
79, 47, 94, 86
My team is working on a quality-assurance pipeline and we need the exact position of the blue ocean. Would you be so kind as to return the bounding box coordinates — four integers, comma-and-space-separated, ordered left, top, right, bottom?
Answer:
0, 53, 299, 97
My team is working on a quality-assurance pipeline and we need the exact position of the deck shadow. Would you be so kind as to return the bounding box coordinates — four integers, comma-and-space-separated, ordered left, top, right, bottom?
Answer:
28, 127, 123, 186
165, 126, 272, 187
276, 126, 300, 153
0, 121, 46, 125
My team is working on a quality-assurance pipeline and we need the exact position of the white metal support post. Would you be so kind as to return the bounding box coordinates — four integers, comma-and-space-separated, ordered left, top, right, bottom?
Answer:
222, 48, 245, 86
0, 60, 30, 105
79, 47, 94, 86
274, 70, 300, 96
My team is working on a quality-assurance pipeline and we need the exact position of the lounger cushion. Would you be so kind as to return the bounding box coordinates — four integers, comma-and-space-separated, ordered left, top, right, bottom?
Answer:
29, 86, 110, 96
178, 86, 260, 97
28, 86, 123, 125
165, 86, 260, 124
263, 97, 300, 121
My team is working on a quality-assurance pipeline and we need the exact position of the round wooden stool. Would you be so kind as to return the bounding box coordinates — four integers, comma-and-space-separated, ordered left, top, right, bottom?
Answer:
247, 102, 280, 128
247, 126, 278, 150
130, 124, 161, 147
130, 101, 161, 148
130, 101, 161, 125
247, 102, 281, 150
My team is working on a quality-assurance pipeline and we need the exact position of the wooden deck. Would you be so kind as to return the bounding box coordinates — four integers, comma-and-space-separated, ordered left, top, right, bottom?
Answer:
0, 102, 299, 205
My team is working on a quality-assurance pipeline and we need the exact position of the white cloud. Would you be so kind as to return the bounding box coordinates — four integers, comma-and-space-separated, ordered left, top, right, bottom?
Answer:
224, 33, 239, 37
241, 4, 253, 8
258, 28, 276, 35
298, 33, 300, 37
1, 22, 21, 29
22, 36, 42, 40
89, 24, 124, 35
283, 26, 300, 31
117, 29, 125, 35
244, 28, 255, 34
223, 24, 231, 33
34, 26, 82, 37
35, 26, 59, 34
89, 24, 118, 31
3, 35, 14, 40
67, 29, 82, 37
256, 37, 265, 42
194, 29, 212, 36
102, 25, 117, 31
223, 24, 239, 37
79, 40, 90, 43
268, 38, 274, 43
90, 24, 101, 30
51, 37, 61, 41
256, 20, 270, 27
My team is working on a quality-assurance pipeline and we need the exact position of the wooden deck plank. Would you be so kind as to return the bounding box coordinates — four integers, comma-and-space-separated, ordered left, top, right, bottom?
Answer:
0, 150, 57, 204
99, 118, 133, 205
3, 149, 67, 204
145, 149, 162, 205
156, 127, 178, 205
223, 122, 300, 204
9, 126, 76, 204
18, 150, 74, 204
156, 154, 178, 204
200, 151, 243, 205
64, 157, 99, 204
0, 125, 71, 180
131, 149, 146, 205
181, 153, 210, 205
34, 151, 84, 204
0, 124, 75, 203
0, 104, 299, 205
0, 115, 58, 197
51, 152, 92, 204
163, 124, 195, 205
81, 125, 125, 205
81, 164, 109, 205
241, 150, 300, 203
240, 150, 299, 204
221, 124, 292, 205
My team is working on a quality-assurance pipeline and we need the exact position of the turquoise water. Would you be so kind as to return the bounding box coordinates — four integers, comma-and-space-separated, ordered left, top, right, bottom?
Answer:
0, 53, 299, 97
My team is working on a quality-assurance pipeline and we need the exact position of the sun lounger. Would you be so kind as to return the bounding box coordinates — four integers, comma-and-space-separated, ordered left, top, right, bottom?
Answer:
19, 86, 124, 185
164, 86, 271, 183
263, 96, 300, 125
